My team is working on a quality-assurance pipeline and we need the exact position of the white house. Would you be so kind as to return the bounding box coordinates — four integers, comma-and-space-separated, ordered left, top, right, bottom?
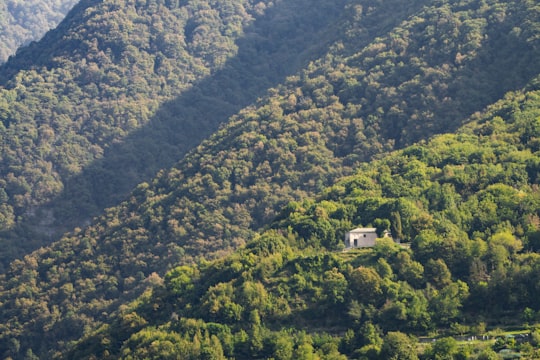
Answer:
345, 227, 378, 248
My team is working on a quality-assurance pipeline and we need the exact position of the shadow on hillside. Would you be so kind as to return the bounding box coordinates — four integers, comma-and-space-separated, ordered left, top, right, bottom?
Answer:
389, 8, 540, 148
6, 0, 536, 270
2, 0, 365, 269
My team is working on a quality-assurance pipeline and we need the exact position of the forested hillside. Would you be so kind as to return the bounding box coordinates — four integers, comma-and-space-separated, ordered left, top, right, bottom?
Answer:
64, 81, 540, 359
0, 0, 78, 63
0, 0, 540, 358
0, 0, 347, 265
1, 0, 539, 265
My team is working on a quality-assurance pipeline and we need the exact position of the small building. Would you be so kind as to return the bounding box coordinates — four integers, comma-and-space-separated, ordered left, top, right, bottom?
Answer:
345, 228, 378, 248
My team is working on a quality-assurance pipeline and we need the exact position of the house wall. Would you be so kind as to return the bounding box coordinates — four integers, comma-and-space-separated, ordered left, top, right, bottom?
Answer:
346, 231, 377, 248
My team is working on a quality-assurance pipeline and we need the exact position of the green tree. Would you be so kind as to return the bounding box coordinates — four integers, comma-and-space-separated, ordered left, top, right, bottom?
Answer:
476, 348, 499, 360
349, 267, 384, 305
374, 218, 391, 237
321, 267, 348, 306
271, 332, 294, 360
395, 252, 425, 288
425, 259, 452, 289
165, 265, 199, 295
425, 337, 458, 360
429, 281, 469, 325
379, 332, 418, 360
391, 211, 404, 241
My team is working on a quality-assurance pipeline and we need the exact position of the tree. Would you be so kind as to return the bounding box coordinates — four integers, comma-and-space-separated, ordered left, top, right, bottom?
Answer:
395, 252, 425, 288
522, 307, 536, 323
349, 267, 384, 305
425, 337, 458, 360
294, 336, 317, 360
379, 332, 418, 360
271, 332, 294, 360
425, 259, 452, 289
374, 218, 391, 237
358, 322, 382, 349
200, 282, 243, 323
391, 211, 403, 241
487, 230, 523, 270
165, 265, 199, 295
200, 335, 226, 360
376, 258, 393, 279
321, 267, 348, 306
429, 281, 469, 325
476, 348, 499, 360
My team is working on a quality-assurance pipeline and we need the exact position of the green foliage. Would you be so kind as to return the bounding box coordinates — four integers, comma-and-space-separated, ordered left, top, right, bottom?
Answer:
424, 337, 459, 360
350, 266, 384, 305
476, 348, 499, 360
379, 331, 418, 360
0, 0, 538, 268
425, 259, 452, 289
165, 265, 199, 296
120, 328, 226, 360
0, 0, 349, 266
1, 0, 540, 358
0, 0, 78, 63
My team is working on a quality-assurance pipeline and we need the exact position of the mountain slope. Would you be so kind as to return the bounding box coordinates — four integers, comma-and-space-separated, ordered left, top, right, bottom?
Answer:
0, 0, 78, 63
0, 0, 348, 266
1, 0, 539, 266
70, 80, 540, 359
1, 0, 540, 358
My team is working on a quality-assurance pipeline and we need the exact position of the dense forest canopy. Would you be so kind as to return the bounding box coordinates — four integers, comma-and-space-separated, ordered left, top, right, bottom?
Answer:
66, 82, 540, 359
0, 0, 350, 265
0, 0, 539, 358
0, 0, 78, 63
1, 0, 539, 266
